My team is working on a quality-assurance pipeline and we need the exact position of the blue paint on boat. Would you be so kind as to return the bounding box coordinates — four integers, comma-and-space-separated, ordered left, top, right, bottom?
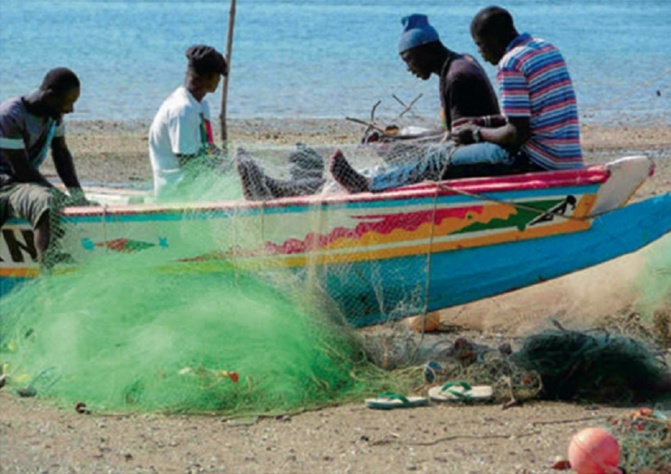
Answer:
328, 194, 671, 326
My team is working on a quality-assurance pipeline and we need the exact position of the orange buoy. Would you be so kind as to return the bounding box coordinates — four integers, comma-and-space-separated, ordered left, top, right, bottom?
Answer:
568, 427, 621, 474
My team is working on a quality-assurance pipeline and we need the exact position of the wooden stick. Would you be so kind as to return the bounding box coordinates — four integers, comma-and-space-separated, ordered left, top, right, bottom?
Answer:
365, 100, 383, 136
393, 93, 422, 119
219, 0, 237, 143
344, 116, 386, 133
369, 99, 381, 122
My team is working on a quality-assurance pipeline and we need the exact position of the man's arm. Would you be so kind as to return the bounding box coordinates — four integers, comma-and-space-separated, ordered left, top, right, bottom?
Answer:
51, 136, 90, 203
51, 136, 81, 188
452, 115, 508, 129
452, 116, 531, 148
2, 148, 53, 187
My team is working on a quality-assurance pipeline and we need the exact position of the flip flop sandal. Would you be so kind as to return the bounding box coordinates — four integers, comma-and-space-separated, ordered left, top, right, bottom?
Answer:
365, 391, 429, 410
428, 381, 494, 403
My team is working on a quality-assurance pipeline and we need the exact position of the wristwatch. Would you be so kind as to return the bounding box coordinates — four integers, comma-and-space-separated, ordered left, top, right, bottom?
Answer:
472, 127, 483, 143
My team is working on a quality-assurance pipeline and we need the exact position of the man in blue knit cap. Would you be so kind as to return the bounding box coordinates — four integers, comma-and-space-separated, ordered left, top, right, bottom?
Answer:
330, 14, 510, 193
236, 14, 505, 199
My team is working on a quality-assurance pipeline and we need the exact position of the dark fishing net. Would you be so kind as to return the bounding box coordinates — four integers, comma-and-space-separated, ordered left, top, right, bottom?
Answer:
510, 327, 670, 403
360, 328, 543, 405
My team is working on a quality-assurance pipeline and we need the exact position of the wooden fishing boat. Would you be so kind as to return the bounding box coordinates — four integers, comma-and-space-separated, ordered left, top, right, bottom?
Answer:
2, 155, 670, 327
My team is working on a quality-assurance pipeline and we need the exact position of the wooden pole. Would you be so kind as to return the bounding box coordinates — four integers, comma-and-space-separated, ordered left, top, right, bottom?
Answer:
219, 0, 237, 143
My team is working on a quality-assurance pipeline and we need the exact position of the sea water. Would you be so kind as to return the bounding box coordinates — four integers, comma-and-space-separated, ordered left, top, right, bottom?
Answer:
0, 0, 669, 125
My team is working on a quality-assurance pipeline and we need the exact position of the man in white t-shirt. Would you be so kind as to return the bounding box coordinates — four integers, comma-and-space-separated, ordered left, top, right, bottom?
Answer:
149, 45, 228, 199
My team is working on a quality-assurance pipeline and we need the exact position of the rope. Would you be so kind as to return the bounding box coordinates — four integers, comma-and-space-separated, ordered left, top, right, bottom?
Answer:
409, 182, 441, 355
102, 204, 108, 254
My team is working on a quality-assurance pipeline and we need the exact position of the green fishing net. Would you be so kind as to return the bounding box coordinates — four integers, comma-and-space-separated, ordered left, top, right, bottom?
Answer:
0, 156, 424, 415
1, 255, 366, 413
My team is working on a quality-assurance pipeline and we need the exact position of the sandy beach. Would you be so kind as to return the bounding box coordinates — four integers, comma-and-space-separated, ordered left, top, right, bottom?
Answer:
2, 118, 671, 473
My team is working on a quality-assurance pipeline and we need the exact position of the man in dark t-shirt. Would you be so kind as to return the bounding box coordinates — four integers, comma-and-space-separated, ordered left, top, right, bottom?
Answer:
235, 13, 502, 199
330, 13, 505, 193
0, 68, 92, 266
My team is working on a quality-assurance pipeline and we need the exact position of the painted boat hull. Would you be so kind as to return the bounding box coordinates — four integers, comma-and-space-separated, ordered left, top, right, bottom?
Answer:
1, 156, 669, 326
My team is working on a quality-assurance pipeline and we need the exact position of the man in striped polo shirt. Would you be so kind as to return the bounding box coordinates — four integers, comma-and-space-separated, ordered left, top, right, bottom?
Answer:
452, 6, 583, 171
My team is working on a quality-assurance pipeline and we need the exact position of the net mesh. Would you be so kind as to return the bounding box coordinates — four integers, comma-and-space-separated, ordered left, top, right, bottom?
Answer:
607, 408, 671, 473
1, 115, 670, 416
1, 133, 441, 414
0, 250, 423, 414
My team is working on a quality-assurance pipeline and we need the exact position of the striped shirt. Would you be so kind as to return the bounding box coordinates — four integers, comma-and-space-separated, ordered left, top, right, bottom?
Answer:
0, 97, 65, 176
497, 33, 583, 170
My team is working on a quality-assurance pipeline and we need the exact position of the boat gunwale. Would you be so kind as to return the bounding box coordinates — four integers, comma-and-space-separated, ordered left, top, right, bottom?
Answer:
61, 165, 610, 217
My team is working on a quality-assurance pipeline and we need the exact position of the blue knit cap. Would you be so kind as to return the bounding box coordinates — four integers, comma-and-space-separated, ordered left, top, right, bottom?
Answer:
398, 14, 440, 53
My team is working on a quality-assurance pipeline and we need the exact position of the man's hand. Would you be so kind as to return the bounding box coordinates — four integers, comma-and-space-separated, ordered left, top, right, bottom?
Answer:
67, 188, 98, 206
452, 123, 480, 146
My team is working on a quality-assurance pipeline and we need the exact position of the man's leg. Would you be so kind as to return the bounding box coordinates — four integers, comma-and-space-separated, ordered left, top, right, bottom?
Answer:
1, 180, 64, 266
330, 143, 453, 193
266, 174, 325, 198
367, 143, 452, 192
235, 148, 280, 200
329, 144, 455, 194
289, 143, 324, 181
235, 148, 325, 200
443, 143, 516, 179
33, 211, 51, 263
329, 150, 371, 193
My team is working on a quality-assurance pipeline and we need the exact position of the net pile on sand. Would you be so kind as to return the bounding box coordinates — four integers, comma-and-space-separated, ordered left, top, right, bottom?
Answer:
2, 138, 439, 414
510, 327, 670, 403
0, 255, 423, 414
608, 408, 671, 473
361, 323, 670, 407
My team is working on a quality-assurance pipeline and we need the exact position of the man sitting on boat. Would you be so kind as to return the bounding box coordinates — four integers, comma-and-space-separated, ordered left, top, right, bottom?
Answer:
149, 45, 228, 200
451, 6, 584, 171
331, 6, 584, 193
0, 67, 92, 266
235, 13, 501, 199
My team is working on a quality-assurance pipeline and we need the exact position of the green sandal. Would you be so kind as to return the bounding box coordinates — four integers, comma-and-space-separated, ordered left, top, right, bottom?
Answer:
428, 381, 493, 403
365, 391, 429, 410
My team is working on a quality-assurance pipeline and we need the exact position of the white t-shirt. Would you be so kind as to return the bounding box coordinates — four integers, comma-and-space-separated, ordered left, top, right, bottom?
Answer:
148, 86, 212, 198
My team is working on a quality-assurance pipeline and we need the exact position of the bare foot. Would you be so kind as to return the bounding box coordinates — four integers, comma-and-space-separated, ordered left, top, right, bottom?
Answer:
329, 149, 370, 193
234, 148, 273, 201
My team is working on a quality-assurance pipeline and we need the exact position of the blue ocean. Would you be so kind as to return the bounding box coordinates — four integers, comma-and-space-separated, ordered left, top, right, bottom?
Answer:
1, 0, 669, 125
